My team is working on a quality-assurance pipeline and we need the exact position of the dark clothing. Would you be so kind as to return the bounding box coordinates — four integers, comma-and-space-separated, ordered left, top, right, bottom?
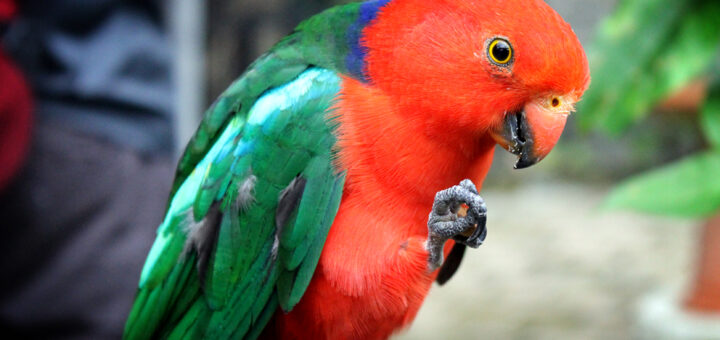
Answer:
0, 0, 177, 338
3, 0, 174, 154
0, 123, 173, 339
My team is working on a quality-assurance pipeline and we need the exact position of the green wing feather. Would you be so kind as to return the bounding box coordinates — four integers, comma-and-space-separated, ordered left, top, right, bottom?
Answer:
124, 67, 345, 339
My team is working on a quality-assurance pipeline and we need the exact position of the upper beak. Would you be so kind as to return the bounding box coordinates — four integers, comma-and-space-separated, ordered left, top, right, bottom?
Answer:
490, 100, 569, 169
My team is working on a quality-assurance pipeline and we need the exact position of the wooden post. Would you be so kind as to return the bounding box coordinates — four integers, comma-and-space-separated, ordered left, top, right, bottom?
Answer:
684, 214, 720, 312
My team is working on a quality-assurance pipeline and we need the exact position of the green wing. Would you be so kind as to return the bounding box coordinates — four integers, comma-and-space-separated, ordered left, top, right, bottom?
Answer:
124, 68, 346, 340
169, 2, 364, 200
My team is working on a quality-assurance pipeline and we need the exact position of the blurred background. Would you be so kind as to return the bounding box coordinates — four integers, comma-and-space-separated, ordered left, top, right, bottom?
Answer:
1, 0, 718, 338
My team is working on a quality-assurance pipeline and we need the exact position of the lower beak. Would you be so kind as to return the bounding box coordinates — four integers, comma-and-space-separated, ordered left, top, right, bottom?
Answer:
490, 101, 568, 169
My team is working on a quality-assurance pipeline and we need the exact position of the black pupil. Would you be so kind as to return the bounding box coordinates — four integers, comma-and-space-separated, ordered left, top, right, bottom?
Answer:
492, 41, 510, 62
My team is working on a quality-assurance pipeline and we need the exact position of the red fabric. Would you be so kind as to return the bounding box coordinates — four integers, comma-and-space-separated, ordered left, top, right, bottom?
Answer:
0, 48, 33, 191
0, 0, 16, 22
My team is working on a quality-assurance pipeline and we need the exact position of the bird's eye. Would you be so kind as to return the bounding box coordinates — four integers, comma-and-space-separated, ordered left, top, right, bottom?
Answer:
551, 97, 561, 108
488, 38, 513, 66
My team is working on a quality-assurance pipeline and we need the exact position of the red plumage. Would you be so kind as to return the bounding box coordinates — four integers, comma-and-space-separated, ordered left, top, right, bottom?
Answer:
268, 0, 589, 338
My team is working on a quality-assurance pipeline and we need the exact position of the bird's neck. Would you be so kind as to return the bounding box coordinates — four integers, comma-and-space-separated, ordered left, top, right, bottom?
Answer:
333, 77, 497, 213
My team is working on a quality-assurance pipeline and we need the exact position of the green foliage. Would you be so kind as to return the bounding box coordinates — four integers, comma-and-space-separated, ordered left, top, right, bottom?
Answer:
578, 0, 720, 133
604, 151, 720, 217
581, 0, 720, 217
701, 80, 720, 148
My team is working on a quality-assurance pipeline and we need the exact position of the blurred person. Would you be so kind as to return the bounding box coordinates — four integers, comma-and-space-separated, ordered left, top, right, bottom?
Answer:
0, 0, 176, 338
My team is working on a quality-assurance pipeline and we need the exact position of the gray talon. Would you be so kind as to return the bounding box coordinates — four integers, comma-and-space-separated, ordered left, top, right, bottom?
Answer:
426, 179, 487, 271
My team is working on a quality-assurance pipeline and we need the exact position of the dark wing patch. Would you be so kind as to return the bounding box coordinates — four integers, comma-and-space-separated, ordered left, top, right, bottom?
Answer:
276, 176, 307, 232
184, 203, 223, 289
436, 243, 466, 285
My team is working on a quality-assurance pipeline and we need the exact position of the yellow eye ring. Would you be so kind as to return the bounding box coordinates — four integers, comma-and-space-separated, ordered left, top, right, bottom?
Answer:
488, 38, 513, 65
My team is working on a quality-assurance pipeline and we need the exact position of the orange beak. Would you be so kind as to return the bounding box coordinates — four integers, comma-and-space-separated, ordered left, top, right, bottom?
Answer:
490, 98, 569, 169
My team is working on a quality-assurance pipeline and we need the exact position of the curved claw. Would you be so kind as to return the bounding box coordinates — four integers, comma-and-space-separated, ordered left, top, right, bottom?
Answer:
463, 221, 487, 248
459, 193, 487, 248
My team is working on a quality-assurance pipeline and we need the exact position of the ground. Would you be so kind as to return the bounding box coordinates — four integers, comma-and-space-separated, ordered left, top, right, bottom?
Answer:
395, 182, 698, 340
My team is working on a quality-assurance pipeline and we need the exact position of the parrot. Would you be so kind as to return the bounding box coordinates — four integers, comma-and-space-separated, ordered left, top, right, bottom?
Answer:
124, 0, 590, 339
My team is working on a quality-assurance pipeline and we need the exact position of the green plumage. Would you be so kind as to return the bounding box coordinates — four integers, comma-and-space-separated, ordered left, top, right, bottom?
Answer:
122, 2, 371, 338
169, 3, 363, 200
125, 67, 344, 339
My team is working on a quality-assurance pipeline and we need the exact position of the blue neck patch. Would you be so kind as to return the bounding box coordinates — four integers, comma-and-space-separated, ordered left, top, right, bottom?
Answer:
346, 0, 392, 82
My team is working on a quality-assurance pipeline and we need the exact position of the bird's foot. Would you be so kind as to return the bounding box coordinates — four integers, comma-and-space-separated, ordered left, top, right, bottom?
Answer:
426, 179, 487, 271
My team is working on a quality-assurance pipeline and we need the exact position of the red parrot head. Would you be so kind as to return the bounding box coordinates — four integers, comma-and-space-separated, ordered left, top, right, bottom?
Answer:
364, 0, 590, 168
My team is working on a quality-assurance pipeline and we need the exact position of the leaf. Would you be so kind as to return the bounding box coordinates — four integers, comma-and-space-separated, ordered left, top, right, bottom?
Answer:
604, 151, 720, 217
577, 0, 720, 134
701, 80, 720, 149
577, 0, 686, 131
